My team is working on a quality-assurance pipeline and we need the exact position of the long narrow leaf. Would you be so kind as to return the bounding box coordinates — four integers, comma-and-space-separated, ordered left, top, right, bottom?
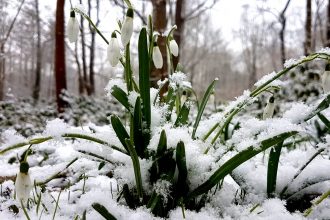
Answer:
267, 141, 283, 198
187, 131, 297, 200
125, 139, 143, 199
92, 203, 117, 220
111, 85, 130, 112
138, 27, 151, 129
133, 97, 145, 157
176, 141, 189, 197
110, 115, 130, 152
317, 112, 330, 130
192, 79, 218, 139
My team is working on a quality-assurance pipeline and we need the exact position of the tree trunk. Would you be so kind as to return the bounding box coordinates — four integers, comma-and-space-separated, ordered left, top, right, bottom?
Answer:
33, 0, 42, 103
151, 0, 168, 88
55, 0, 67, 113
80, 0, 89, 95
327, 0, 330, 47
173, 0, 185, 70
279, 0, 291, 65
0, 44, 5, 100
304, 0, 312, 55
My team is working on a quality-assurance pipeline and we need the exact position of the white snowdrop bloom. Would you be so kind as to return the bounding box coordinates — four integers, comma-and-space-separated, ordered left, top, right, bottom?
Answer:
322, 63, 330, 93
121, 8, 134, 46
153, 43, 163, 69
107, 32, 121, 67
66, 11, 80, 43
263, 96, 275, 120
15, 162, 32, 202
169, 39, 179, 57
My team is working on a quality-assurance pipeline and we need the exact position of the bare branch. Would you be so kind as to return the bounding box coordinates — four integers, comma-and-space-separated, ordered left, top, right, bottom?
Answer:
111, 0, 147, 25
184, 0, 219, 21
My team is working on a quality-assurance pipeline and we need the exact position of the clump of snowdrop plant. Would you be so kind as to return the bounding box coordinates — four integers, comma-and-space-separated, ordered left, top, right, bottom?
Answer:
2, 1, 330, 219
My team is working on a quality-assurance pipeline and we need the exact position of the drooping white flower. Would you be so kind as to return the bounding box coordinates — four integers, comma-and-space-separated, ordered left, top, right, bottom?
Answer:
66, 11, 80, 43
169, 38, 179, 57
263, 96, 275, 120
121, 8, 134, 46
107, 32, 121, 67
15, 162, 32, 202
322, 63, 330, 93
153, 43, 163, 69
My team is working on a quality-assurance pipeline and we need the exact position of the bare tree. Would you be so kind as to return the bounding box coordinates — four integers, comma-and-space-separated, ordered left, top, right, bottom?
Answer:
32, 0, 42, 102
278, 0, 291, 65
304, 0, 312, 55
54, 0, 67, 113
0, 0, 25, 100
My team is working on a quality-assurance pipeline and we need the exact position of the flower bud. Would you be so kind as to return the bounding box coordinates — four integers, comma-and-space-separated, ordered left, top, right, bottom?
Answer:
121, 8, 134, 46
66, 11, 80, 43
322, 63, 330, 93
169, 39, 179, 57
263, 96, 275, 120
107, 32, 121, 67
152, 42, 163, 69
15, 162, 32, 202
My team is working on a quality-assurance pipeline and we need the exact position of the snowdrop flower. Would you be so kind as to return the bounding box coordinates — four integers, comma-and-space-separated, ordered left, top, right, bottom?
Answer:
322, 63, 330, 93
107, 32, 121, 67
66, 11, 80, 43
169, 38, 179, 57
15, 162, 32, 202
153, 42, 163, 69
121, 8, 134, 46
263, 96, 275, 120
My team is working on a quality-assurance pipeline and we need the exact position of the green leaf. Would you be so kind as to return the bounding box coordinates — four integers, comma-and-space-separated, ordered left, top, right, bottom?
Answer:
317, 112, 330, 131
165, 87, 176, 121
98, 161, 106, 170
133, 97, 145, 157
176, 141, 189, 197
110, 115, 130, 152
111, 85, 130, 112
156, 130, 167, 157
122, 184, 136, 209
305, 93, 330, 121
267, 141, 283, 198
125, 139, 143, 199
92, 203, 117, 220
192, 79, 218, 139
174, 102, 190, 127
138, 27, 151, 130
187, 131, 296, 200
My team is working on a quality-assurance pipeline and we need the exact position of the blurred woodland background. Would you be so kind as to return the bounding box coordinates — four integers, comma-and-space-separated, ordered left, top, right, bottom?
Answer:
0, 0, 329, 111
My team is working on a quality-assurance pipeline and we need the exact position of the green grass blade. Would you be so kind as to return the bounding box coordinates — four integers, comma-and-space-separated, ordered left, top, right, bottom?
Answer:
138, 27, 151, 129
305, 93, 330, 121
192, 79, 218, 139
267, 141, 283, 198
187, 131, 296, 200
92, 203, 117, 220
125, 139, 143, 200
165, 87, 176, 121
133, 97, 145, 157
176, 141, 189, 197
111, 85, 130, 112
174, 102, 190, 127
317, 112, 330, 130
110, 115, 130, 152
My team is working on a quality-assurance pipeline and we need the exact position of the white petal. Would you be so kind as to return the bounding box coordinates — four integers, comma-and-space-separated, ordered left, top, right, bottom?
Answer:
107, 38, 121, 67
169, 39, 179, 57
322, 71, 330, 93
263, 102, 275, 120
121, 17, 133, 46
66, 17, 79, 43
153, 46, 163, 69
15, 172, 32, 202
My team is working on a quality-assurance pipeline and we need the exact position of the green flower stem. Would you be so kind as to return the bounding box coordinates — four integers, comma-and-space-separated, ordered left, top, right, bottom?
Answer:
203, 52, 330, 146
166, 25, 177, 75
0, 133, 128, 155
303, 189, 330, 217
125, 43, 133, 92
72, 8, 109, 45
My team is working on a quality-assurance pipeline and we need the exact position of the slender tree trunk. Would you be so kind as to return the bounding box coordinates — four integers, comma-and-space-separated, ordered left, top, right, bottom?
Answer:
33, 0, 42, 103
279, 0, 291, 65
0, 44, 5, 100
55, 0, 67, 113
151, 0, 168, 88
304, 0, 312, 55
327, 0, 330, 47
173, 0, 185, 70
74, 43, 84, 94
80, 0, 88, 95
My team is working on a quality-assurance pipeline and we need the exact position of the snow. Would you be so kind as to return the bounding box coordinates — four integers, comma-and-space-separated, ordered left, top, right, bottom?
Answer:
169, 71, 192, 90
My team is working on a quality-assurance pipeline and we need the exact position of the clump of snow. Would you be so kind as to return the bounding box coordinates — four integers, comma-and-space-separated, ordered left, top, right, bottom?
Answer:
284, 56, 306, 68
153, 179, 171, 202
0, 129, 25, 148
254, 71, 284, 87
169, 71, 192, 90
43, 118, 70, 138
318, 47, 330, 55
128, 91, 139, 107
282, 102, 313, 123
